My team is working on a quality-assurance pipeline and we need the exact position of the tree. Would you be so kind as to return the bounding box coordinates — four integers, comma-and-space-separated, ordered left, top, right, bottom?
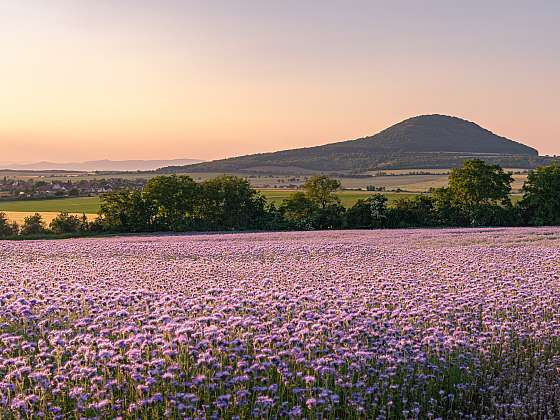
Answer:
277, 175, 344, 229
279, 190, 345, 230
195, 176, 267, 230
519, 164, 560, 225
448, 159, 513, 207
144, 175, 198, 230
389, 195, 437, 227
20, 213, 47, 236
279, 192, 316, 229
346, 194, 388, 228
432, 187, 468, 226
303, 176, 342, 208
98, 191, 155, 232
447, 159, 514, 226
49, 212, 82, 234
0, 212, 18, 237
311, 202, 345, 230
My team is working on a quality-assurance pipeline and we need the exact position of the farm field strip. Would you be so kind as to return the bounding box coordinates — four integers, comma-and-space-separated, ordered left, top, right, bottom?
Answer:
1, 212, 97, 226
0, 197, 101, 213
0, 228, 559, 417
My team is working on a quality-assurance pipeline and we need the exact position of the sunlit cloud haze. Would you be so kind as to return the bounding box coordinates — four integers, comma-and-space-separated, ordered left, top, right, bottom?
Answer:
1, 0, 559, 162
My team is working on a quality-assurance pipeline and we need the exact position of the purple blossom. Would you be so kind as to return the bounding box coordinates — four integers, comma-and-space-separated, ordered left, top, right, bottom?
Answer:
0, 228, 559, 418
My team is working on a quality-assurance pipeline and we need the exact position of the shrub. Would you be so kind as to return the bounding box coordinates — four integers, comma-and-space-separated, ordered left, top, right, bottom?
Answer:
50, 212, 83, 234
0, 212, 18, 237
20, 213, 48, 236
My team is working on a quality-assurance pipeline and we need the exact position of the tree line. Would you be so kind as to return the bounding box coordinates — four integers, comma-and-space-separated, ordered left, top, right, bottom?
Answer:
1, 159, 559, 238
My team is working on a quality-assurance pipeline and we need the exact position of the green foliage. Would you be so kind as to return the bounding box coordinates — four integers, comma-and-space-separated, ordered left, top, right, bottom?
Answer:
194, 176, 268, 230
0, 212, 18, 237
144, 175, 198, 230
446, 159, 515, 226
431, 187, 468, 226
5, 163, 560, 239
467, 203, 520, 227
303, 176, 342, 208
97, 175, 269, 232
389, 195, 437, 227
279, 192, 316, 229
98, 191, 155, 232
519, 164, 560, 226
312, 203, 346, 230
49, 212, 83, 234
346, 194, 389, 228
448, 159, 513, 207
280, 177, 345, 229
20, 213, 47, 236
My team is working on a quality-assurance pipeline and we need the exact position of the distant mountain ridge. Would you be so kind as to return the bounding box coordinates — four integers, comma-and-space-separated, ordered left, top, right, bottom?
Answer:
159, 115, 541, 174
1, 158, 204, 172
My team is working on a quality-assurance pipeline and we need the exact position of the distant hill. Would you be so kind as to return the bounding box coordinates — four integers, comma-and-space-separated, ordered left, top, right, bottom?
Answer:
1, 158, 204, 172
160, 115, 542, 174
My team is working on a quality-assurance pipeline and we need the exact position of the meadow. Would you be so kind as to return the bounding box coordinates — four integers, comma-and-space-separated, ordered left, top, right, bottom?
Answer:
0, 197, 101, 214
0, 228, 559, 418
0, 198, 100, 225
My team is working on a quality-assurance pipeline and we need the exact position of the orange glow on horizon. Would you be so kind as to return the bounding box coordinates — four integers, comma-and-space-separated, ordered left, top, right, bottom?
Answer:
1, 1, 559, 163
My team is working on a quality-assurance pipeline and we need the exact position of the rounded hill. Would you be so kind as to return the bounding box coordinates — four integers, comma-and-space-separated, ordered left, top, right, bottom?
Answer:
161, 115, 540, 173
355, 114, 538, 155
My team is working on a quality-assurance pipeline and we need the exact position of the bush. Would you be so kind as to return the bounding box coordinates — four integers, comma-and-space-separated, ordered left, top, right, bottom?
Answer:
193, 176, 268, 231
20, 213, 48, 236
49, 212, 83, 234
519, 164, 560, 226
389, 196, 438, 227
0, 212, 19, 237
346, 194, 388, 228
98, 191, 156, 232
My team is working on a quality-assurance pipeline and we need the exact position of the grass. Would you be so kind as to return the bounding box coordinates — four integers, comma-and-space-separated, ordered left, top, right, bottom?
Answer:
0, 196, 101, 213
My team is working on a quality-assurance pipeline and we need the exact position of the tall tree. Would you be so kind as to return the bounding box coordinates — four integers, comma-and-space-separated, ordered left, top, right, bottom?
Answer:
98, 191, 155, 232
196, 176, 267, 230
448, 159, 513, 207
446, 159, 515, 226
519, 164, 560, 226
144, 175, 198, 230
303, 176, 342, 208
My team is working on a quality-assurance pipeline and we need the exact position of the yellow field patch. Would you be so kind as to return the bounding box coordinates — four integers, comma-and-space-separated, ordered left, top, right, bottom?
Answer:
2, 212, 97, 226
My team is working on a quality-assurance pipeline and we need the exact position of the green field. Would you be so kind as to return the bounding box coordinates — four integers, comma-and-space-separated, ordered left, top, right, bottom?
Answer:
0, 197, 101, 213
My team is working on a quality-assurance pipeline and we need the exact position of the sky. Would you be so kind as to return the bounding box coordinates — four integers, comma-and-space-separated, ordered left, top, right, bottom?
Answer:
1, 0, 559, 163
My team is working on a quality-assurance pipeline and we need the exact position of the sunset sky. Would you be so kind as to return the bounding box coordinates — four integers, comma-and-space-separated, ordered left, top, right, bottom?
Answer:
1, 0, 559, 163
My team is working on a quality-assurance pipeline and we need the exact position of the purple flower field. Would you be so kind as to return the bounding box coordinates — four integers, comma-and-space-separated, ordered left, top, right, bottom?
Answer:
1, 228, 560, 418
